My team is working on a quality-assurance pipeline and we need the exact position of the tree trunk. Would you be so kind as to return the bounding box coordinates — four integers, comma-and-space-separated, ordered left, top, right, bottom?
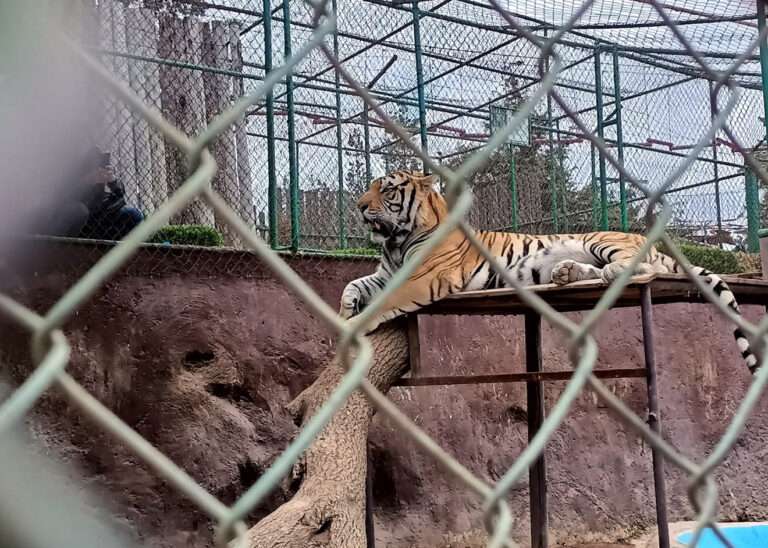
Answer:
243, 322, 410, 547
202, 20, 241, 247
126, 6, 167, 214
230, 22, 256, 231
99, 0, 140, 208
158, 13, 215, 227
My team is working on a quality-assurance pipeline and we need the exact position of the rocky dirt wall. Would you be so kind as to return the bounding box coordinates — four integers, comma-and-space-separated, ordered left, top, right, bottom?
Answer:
1, 241, 766, 547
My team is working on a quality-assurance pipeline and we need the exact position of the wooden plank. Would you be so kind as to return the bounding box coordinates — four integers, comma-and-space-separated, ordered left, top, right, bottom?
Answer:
392, 367, 647, 387
419, 274, 768, 316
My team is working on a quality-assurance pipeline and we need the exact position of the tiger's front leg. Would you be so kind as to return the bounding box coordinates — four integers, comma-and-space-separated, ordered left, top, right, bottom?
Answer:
358, 271, 463, 334
339, 273, 388, 320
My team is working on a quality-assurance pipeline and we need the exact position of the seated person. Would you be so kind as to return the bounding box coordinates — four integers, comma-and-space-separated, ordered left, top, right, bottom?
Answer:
74, 147, 144, 241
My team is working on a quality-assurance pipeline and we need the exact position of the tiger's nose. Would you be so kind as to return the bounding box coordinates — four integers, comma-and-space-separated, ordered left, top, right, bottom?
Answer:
358, 203, 368, 214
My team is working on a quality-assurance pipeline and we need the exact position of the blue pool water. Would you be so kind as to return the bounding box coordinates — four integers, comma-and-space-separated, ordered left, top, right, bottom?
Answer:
677, 524, 768, 547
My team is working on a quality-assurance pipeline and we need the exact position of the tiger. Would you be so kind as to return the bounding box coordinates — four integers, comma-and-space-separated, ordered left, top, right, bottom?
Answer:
339, 169, 759, 374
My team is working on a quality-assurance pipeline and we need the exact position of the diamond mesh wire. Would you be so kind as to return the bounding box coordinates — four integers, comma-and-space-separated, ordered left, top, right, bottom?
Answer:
2, 1, 768, 547
23, 0, 764, 261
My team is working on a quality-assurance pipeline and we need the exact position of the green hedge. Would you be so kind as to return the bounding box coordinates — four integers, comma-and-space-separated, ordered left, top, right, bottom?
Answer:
330, 247, 380, 257
658, 240, 743, 274
150, 225, 224, 247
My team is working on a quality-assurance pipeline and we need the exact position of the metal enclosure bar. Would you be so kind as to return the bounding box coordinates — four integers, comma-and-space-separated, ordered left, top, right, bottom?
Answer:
263, 0, 278, 248
332, 0, 346, 249
594, 45, 609, 230
282, 0, 300, 251
612, 47, 628, 231
640, 286, 670, 548
525, 311, 548, 548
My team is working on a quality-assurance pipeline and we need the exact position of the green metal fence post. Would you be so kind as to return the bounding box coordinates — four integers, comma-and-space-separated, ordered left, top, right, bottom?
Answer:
591, 143, 599, 230
263, 0, 278, 248
746, 169, 760, 252
412, 1, 429, 165
594, 45, 609, 231
363, 103, 372, 184
708, 80, 724, 248
546, 30, 559, 232
283, 0, 300, 251
758, 0, 768, 139
332, 0, 346, 249
556, 119, 568, 232
509, 144, 518, 231
612, 47, 628, 232
362, 101, 374, 249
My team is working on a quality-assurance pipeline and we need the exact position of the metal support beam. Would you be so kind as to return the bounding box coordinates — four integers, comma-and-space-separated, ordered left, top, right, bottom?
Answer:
369, 52, 596, 157
546, 29, 558, 232
263, 0, 278, 249
365, 447, 376, 548
283, 0, 300, 251
595, 46, 609, 231
756, 0, 768, 139
556, 119, 568, 232
590, 144, 599, 230
412, 1, 429, 165
525, 312, 548, 548
708, 80, 724, 248
509, 145, 518, 231
640, 287, 670, 548
613, 47, 628, 232
333, 0, 346, 249
746, 170, 761, 253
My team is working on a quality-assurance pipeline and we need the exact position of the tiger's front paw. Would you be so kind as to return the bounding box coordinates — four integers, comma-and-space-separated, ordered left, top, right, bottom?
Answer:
339, 284, 363, 320
551, 260, 580, 285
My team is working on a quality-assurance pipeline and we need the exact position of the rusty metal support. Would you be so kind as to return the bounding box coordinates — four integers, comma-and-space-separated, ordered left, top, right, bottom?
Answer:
366, 447, 375, 548
640, 286, 670, 548
525, 311, 548, 548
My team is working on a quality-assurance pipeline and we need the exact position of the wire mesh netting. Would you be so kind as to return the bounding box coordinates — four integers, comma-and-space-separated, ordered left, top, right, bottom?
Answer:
14, 0, 767, 268
3, 0, 768, 547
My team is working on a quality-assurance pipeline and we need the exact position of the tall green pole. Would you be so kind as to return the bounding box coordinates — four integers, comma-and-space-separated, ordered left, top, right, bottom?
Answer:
708, 80, 724, 248
412, 2, 429, 166
594, 45, 609, 231
758, 0, 768, 138
612, 47, 628, 232
590, 143, 599, 230
332, 0, 346, 249
363, 105, 372, 184
546, 30, 558, 232
755, 0, 768, 251
362, 100, 374, 249
263, 0, 278, 248
283, 0, 300, 252
747, 170, 760, 252
509, 144, 518, 231
556, 119, 568, 232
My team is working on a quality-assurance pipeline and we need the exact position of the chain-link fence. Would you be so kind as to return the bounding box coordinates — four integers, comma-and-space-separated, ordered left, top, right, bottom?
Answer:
3, 0, 768, 547
21, 0, 767, 267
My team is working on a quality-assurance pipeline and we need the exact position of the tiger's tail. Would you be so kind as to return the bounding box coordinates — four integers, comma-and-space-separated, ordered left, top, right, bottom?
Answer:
665, 258, 759, 374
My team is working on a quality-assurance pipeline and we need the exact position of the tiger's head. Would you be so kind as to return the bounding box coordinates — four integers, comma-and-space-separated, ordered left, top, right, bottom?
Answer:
356, 170, 448, 245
